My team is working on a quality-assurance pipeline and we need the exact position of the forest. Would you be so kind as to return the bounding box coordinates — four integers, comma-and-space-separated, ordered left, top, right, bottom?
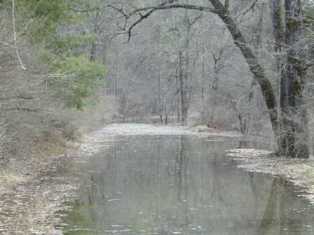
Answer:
1, 0, 314, 234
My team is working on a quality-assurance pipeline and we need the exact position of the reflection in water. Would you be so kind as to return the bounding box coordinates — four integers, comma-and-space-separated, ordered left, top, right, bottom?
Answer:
61, 136, 314, 235
257, 178, 312, 235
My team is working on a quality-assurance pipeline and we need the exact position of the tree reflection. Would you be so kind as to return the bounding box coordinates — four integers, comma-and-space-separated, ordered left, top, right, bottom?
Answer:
62, 136, 314, 235
257, 178, 309, 235
174, 136, 190, 234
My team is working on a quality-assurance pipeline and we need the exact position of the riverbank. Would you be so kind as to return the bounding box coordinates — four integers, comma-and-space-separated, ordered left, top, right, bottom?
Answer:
0, 143, 80, 235
90, 123, 242, 138
0, 123, 241, 233
0, 126, 116, 234
3, 123, 314, 234
226, 149, 314, 204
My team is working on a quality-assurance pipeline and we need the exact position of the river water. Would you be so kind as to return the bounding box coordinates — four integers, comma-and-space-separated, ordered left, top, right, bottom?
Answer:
60, 135, 314, 235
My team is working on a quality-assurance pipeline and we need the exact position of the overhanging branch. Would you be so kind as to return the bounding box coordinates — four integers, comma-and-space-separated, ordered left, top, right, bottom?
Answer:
111, 1, 221, 41
131, 4, 218, 15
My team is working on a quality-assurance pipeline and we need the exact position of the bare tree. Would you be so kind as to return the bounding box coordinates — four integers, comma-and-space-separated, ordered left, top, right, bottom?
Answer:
110, 0, 310, 158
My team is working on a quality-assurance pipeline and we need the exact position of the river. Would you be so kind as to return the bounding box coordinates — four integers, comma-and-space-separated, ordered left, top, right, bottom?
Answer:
59, 130, 314, 235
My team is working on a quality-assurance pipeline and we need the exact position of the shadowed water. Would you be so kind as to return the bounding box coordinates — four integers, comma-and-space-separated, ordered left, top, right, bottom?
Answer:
60, 136, 314, 235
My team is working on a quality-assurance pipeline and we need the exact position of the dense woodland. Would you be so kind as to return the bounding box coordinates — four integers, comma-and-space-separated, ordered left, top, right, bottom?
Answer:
0, 0, 314, 162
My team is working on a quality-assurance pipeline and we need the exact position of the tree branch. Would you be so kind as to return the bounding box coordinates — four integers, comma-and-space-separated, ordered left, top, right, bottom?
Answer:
113, 0, 278, 134
131, 4, 218, 15
126, 3, 219, 41
127, 9, 155, 41
235, 0, 259, 20
208, 0, 278, 134
12, 0, 26, 70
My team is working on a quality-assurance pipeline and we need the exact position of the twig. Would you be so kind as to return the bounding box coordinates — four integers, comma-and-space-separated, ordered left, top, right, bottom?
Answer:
12, 0, 26, 70
235, 0, 259, 20
127, 3, 218, 41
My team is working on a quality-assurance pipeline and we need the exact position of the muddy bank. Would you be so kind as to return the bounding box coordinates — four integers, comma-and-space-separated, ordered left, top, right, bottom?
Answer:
226, 149, 314, 204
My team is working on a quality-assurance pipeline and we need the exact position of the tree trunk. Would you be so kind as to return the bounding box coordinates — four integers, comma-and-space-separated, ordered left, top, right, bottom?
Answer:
210, 54, 219, 124
179, 51, 188, 125
209, 0, 279, 136
90, 42, 97, 62
209, 0, 309, 158
271, 0, 286, 154
179, 11, 193, 126
278, 0, 309, 158
90, 11, 100, 62
158, 70, 163, 124
176, 71, 181, 123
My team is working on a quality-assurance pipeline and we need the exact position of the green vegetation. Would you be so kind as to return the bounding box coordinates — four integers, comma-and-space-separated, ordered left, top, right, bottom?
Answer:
17, 0, 106, 109
54, 55, 106, 109
63, 200, 96, 235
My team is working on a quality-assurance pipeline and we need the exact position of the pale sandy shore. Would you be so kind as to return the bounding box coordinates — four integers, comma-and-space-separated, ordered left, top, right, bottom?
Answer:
226, 149, 314, 204
79, 123, 242, 157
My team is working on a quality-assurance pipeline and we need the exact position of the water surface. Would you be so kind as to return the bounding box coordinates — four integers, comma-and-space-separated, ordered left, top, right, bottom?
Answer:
61, 136, 314, 235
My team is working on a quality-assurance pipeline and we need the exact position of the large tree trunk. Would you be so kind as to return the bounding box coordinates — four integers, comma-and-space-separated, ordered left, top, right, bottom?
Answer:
208, 0, 279, 136
278, 0, 309, 158
209, 0, 309, 158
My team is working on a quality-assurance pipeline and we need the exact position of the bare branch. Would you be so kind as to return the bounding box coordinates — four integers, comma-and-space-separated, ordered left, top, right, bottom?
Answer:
188, 14, 203, 26
235, 0, 259, 19
127, 9, 155, 41
107, 4, 129, 19
126, 3, 218, 41
12, 0, 26, 70
131, 4, 218, 15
